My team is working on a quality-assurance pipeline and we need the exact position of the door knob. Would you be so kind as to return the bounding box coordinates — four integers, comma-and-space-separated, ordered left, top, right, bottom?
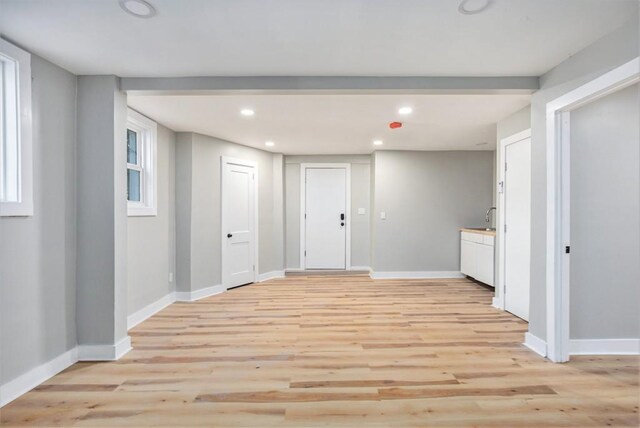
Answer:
340, 222, 345, 227
227, 233, 233, 238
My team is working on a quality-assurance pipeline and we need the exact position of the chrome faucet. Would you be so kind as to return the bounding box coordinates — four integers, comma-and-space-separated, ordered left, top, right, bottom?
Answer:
485, 207, 496, 224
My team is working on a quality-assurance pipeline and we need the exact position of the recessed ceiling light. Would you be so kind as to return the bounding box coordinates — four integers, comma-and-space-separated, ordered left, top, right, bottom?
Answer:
458, 0, 492, 15
240, 109, 255, 117
373, 140, 383, 146
119, 0, 156, 18
398, 107, 413, 115
265, 141, 275, 147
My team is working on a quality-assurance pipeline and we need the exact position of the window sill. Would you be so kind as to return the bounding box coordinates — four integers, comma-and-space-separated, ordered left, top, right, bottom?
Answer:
128, 205, 157, 217
0, 201, 34, 217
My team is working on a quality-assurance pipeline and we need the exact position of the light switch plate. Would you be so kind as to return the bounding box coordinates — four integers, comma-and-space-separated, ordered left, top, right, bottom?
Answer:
358, 208, 366, 215
380, 211, 386, 220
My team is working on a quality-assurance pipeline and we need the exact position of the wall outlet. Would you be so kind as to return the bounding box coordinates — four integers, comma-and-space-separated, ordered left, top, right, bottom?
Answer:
358, 208, 366, 215
169, 272, 174, 282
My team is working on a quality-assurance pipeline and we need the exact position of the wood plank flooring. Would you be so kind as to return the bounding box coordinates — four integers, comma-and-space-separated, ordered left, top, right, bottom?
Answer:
1, 276, 638, 426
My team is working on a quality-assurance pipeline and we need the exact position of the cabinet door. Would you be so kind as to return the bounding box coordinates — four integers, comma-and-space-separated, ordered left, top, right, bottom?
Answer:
460, 240, 477, 277
475, 244, 495, 286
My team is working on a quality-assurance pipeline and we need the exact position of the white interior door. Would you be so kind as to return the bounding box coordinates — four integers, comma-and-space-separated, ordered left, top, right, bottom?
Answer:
304, 168, 347, 269
222, 159, 256, 288
504, 138, 531, 321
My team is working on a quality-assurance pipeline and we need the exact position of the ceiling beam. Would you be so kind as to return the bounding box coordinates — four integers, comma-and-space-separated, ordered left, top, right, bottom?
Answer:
121, 76, 539, 95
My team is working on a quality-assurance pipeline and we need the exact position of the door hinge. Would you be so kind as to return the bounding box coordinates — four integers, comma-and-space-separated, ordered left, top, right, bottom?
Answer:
504, 224, 507, 233
253, 265, 255, 271
304, 250, 306, 256
505, 163, 508, 171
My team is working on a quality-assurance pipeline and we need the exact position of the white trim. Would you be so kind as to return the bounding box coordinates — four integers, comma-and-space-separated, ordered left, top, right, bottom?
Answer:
491, 296, 501, 309
299, 163, 352, 270
221, 156, 259, 289
496, 129, 531, 311
257, 270, 285, 282
78, 336, 132, 361
0, 347, 77, 407
545, 57, 640, 362
127, 292, 176, 330
175, 284, 225, 302
570, 339, 640, 355
524, 332, 547, 357
370, 271, 464, 279
0, 38, 33, 217
127, 108, 158, 216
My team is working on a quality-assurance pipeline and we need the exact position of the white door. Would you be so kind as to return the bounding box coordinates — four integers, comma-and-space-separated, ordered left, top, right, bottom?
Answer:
504, 138, 531, 320
304, 168, 347, 269
222, 159, 256, 289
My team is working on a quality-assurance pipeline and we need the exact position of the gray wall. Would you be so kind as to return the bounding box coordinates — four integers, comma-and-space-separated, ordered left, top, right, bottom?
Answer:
372, 150, 494, 272
127, 124, 177, 315
175, 133, 283, 292
494, 105, 532, 301
284, 155, 372, 269
0, 56, 77, 384
569, 84, 639, 340
76, 75, 128, 347
528, 16, 639, 340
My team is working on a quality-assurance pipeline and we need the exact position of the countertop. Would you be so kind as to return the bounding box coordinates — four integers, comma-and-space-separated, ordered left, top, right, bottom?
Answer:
460, 227, 496, 237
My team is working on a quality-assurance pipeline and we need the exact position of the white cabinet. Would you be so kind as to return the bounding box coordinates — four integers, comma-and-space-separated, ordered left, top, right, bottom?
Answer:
460, 231, 495, 286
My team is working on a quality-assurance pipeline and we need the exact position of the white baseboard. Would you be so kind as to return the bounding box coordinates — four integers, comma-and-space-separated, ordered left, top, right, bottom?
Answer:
570, 339, 640, 355
257, 270, 285, 282
127, 292, 176, 330
0, 347, 78, 407
175, 284, 225, 302
524, 332, 547, 357
492, 296, 504, 309
370, 271, 464, 279
78, 336, 132, 361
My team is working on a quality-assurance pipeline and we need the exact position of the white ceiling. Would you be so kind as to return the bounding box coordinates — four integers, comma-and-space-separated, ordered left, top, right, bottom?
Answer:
0, 0, 636, 77
128, 94, 531, 154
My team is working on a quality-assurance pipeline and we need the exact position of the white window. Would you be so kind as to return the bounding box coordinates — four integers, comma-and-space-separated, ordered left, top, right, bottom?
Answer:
127, 108, 157, 216
0, 39, 32, 217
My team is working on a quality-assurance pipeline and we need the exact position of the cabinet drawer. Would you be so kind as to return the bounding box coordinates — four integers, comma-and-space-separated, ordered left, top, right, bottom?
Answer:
461, 232, 483, 243
483, 235, 495, 246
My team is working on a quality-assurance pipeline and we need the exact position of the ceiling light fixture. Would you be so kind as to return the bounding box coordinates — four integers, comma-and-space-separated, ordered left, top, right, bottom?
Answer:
265, 141, 275, 147
119, 0, 156, 18
373, 140, 383, 146
240, 109, 255, 116
458, 0, 492, 15
398, 107, 413, 115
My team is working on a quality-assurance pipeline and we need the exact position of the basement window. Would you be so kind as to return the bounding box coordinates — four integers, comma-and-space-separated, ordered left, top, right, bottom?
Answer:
126, 108, 157, 216
0, 39, 32, 217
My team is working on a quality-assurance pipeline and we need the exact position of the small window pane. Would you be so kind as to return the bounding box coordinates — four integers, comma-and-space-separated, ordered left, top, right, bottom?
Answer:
127, 129, 138, 164
127, 169, 141, 201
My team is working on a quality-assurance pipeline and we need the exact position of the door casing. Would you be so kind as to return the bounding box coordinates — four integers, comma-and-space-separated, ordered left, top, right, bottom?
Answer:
221, 156, 258, 288
299, 163, 351, 270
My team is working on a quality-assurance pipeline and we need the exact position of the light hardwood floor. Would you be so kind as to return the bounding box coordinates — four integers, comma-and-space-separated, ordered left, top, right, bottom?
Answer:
2, 276, 638, 426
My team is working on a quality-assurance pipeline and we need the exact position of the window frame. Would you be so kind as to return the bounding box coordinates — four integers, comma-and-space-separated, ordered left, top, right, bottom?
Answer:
126, 108, 157, 217
0, 38, 33, 217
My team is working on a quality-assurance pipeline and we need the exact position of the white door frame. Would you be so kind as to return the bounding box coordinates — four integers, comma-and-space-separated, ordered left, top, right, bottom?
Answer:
221, 156, 259, 288
299, 163, 351, 270
545, 57, 639, 362
496, 128, 531, 311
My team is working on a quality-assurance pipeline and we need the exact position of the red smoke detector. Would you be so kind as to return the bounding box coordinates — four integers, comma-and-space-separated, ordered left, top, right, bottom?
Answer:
389, 121, 403, 129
